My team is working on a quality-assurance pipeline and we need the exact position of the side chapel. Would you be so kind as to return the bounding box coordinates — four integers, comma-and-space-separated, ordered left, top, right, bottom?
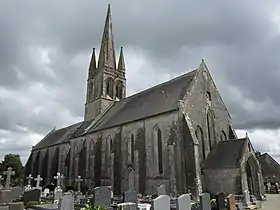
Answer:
25, 5, 264, 198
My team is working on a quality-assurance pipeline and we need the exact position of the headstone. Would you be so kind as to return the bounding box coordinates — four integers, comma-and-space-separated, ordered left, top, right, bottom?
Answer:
176, 194, 191, 210
11, 186, 23, 201
75, 175, 83, 192
0, 190, 12, 203
23, 188, 41, 205
199, 193, 211, 210
151, 195, 170, 210
123, 190, 137, 203
216, 192, 226, 210
26, 174, 33, 186
42, 188, 50, 197
54, 172, 64, 204
227, 194, 237, 210
54, 188, 63, 205
9, 202, 24, 210
3, 168, 15, 189
92, 186, 112, 207
244, 189, 251, 206
58, 194, 74, 210
157, 185, 166, 196
34, 175, 43, 189
117, 202, 137, 210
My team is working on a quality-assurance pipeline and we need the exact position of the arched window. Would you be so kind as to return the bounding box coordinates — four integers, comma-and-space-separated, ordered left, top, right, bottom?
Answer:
157, 129, 163, 174
220, 131, 227, 142
105, 77, 114, 98
115, 80, 123, 99
195, 126, 205, 160
131, 134, 134, 163
207, 109, 216, 151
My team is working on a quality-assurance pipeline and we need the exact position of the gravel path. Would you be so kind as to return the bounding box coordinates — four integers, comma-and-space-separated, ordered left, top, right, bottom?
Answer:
261, 194, 280, 210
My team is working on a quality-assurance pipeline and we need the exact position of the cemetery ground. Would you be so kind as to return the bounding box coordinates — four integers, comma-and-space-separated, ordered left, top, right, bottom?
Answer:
261, 194, 280, 210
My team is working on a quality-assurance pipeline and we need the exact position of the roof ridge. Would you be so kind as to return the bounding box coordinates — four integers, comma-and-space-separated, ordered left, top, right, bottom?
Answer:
123, 69, 197, 101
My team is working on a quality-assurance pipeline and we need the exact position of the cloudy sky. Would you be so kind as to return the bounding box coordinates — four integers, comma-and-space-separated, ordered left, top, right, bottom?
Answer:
1, 1, 280, 164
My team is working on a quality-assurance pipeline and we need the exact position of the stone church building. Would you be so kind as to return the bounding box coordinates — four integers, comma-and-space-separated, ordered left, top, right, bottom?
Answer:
25, 5, 264, 198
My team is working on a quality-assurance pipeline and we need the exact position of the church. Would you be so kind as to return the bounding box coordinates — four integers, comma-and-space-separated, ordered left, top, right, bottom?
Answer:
25, 5, 264, 198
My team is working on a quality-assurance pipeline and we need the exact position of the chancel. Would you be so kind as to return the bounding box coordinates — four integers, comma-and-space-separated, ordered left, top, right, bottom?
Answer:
25, 4, 264, 199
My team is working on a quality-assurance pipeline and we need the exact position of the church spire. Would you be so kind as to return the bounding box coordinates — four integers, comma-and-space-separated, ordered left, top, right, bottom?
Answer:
117, 47, 125, 71
98, 4, 116, 69
88, 48, 96, 79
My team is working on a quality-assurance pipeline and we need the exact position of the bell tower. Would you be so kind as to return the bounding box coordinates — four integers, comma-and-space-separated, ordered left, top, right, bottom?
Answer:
84, 5, 126, 121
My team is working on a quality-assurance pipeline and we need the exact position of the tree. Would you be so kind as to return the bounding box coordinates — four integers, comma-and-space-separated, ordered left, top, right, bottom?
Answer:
1, 154, 24, 185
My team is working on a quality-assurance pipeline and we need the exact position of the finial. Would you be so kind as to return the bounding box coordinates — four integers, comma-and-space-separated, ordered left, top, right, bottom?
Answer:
246, 132, 248, 138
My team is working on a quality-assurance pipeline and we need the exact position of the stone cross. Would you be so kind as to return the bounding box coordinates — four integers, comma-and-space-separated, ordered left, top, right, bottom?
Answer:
54, 172, 63, 187
34, 175, 43, 188
75, 175, 83, 192
26, 174, 34, 186
3, 167, 15, 189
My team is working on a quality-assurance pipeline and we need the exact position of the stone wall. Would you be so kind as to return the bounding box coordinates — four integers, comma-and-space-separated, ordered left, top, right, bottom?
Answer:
203, 168, 240, 195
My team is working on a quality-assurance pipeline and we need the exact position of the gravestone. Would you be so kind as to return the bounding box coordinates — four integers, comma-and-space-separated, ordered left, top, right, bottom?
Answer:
92, 186, 112, 207
75, 175, 83, 192
118, 202, 137, 210
176, 194, 191, 210
58, 194, 74, 210
34, 175, 43, 189
151, 195, 170, 210
244, 190, 251, 206
0, 190, 12, 203
26, 174, 33, 187
42, 188, 50, 197
11, 186, 23, 201
123, 190, 137, 203
216, 192, 226, 210
23, 188, 41, 205
199, 193, 211, 210
226, 194, 237, 210
3, 168, 15, 189
54, 173, 64, 204
157, 185, 166, 196
9, 202, 24, 210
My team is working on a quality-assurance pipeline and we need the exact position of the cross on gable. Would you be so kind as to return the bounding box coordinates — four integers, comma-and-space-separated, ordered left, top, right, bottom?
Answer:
3, 167, 15, 189
34, 175, 43, 188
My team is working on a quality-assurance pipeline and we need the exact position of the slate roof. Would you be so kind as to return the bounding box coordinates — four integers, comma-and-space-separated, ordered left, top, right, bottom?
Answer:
204, 138, 247, 169
257, 153, 280, 178
33, 69, 197, 150
33, 122, 83, 150
88, 69, 198, 132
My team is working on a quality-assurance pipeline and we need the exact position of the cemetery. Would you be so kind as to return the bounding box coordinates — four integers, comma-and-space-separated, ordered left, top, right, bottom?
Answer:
0, 166, 269, 210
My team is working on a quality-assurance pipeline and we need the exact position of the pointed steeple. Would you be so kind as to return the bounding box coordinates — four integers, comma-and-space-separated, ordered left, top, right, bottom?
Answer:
88, 48, 96, 79
98, 4, 116, 69
198, 58, 208, 71
117, 47, 125, 71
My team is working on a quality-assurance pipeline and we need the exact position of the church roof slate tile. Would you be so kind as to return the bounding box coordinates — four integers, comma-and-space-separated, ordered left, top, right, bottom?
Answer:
204, 138, 247, 169
33, 122, 83, 150
87, 69, 198, 132
32, 69, 197, 150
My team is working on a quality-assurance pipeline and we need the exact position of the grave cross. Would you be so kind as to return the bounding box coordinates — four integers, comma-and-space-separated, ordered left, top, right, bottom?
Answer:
75, 175, 83, 192
34, 175, 43, 188
26, 174, 34, 186
3, 167, 15, 189
54, 172, 63, 188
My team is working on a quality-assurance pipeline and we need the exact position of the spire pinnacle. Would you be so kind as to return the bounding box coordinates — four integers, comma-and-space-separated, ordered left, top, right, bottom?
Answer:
117, 47, 125, 71
98, 4, 116, 69
88, 48, 96, 78
198, 58, 208, 72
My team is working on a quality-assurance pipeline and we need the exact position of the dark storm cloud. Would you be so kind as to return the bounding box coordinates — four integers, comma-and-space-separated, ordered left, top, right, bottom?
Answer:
0, 0, 280, 141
